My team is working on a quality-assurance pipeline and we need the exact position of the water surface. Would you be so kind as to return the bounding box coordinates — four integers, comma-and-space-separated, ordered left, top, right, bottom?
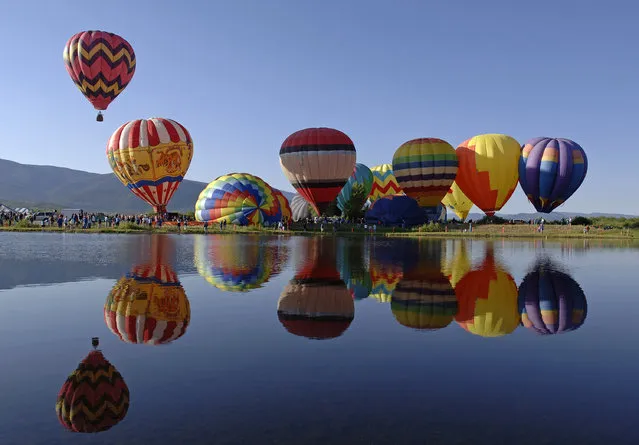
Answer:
0, 232, 637, 444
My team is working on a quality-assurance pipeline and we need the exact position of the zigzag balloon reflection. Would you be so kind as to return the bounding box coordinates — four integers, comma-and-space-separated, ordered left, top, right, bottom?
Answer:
277, 237, 354, 340
55, 338, 129, 433
194, 234, 290, 292
518, 258, 588, 335
104, 235, 190, 345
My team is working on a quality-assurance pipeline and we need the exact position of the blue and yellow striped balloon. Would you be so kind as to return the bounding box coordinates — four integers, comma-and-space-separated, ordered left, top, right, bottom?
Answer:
392, 138, 458, 208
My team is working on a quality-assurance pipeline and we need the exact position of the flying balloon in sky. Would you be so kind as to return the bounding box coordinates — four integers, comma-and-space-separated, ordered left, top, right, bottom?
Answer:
106, 117, 194, 214
279, 127, 356, 216
518, 137, 588, 213
392, 138, 458, 208
63, 30, 136, 121
455, 134, 521, 216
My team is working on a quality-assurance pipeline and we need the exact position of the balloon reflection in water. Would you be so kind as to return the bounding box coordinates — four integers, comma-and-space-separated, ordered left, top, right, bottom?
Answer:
441, 240, 472, 289
518, 258, 588, 335
194, 234, 290, 292
391, 240, 457, 331
368, 241, 405, 303
337, 237, 372, 300
277, 237, 354, 340
454, 244, 519, 337
104, 235, 190, 345
56, 338, 129, 433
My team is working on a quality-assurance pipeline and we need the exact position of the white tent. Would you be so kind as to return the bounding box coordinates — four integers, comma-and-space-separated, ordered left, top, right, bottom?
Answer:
14, 207, 31, 215
0, 203, 15, 214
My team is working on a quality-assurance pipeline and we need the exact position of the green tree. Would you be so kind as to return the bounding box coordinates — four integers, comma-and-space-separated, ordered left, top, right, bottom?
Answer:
572, 216, 592, 225
341, 184, 368, 220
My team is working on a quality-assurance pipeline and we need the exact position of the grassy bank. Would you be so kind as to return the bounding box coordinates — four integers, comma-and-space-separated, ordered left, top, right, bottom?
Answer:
1, 221, 636, 241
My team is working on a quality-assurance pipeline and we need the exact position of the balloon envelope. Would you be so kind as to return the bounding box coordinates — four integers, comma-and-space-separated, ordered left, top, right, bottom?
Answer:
106, 118, 194, 214
290, 193, 311, 221
392, 138, 458, 207
279, 127, 356, 216
63, 30, 136, 118
519, 137, 588, 213
365, 194, 425, 226
368, 164, 403, 201
442, 182, 473, 221
455, 134, 520, 216
273, 189, 292, 221
195, 173, 282, 225
337, 163, 374, 214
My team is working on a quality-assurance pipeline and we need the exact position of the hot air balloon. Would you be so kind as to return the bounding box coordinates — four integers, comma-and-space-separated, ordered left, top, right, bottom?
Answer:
273, 189, 292, 222
106, 118, 193, 214
455, 134, 521, 217
364, 194, 425, 227
291, 193, 311, 221
279, 127, 357, 216
195, 173, 282, 225
442, 182, 473, 221
194, 234, 275, 292
336, 163, 374, 214
518, 259, 588, 335
63, 31, 136, 121
368, 164, 403, 201
277, 237, 354, 339
56, 338, 129, 433
104, 236, 190, 345
392, 138, 458, 209
454, 244, 519, 337
518, 138, 588, 213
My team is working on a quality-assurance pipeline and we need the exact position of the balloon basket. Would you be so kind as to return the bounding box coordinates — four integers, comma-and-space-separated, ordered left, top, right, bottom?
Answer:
96, 112, 104, 122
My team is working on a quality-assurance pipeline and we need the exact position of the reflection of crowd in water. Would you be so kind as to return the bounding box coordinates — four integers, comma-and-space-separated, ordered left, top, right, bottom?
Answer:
55, 235, 589, 436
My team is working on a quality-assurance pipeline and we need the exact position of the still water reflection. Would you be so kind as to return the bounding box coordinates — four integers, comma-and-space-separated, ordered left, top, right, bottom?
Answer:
0, 232, 637, 444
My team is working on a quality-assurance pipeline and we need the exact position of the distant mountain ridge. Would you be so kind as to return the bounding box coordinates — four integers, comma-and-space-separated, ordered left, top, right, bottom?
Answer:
0, 158, 295, 213
0, 158, 634, 218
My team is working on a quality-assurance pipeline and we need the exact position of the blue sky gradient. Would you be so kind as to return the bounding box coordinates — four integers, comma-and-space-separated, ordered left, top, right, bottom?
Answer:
0, 0, 636, 214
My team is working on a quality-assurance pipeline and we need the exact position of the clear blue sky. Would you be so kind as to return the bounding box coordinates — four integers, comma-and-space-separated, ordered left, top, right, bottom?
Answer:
0, 0, 636, 215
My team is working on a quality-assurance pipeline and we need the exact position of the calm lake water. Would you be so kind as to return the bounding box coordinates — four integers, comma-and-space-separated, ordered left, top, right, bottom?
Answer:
0, 232, 638, 444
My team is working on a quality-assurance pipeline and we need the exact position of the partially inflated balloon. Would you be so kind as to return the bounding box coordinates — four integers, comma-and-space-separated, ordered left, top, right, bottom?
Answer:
337, 163, 374, 214
273, 189, 292, 221
63, 31, 136, 121
519, 137, 588, 213
455, 134, 520, 216
392, 138, 458, 208
369, 164, 403, 201
442, 182, 473, 221
291, 193, 311, 221
107, 118, 193, 214
195, 173, 282, 225
279, 127, 356, 216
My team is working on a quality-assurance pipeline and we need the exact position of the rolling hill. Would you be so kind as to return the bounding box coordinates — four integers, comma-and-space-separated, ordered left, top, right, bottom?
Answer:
0, 158, 295, 213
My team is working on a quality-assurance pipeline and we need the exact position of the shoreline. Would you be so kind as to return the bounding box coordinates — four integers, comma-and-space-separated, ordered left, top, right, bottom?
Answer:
1, 224, 636, 242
